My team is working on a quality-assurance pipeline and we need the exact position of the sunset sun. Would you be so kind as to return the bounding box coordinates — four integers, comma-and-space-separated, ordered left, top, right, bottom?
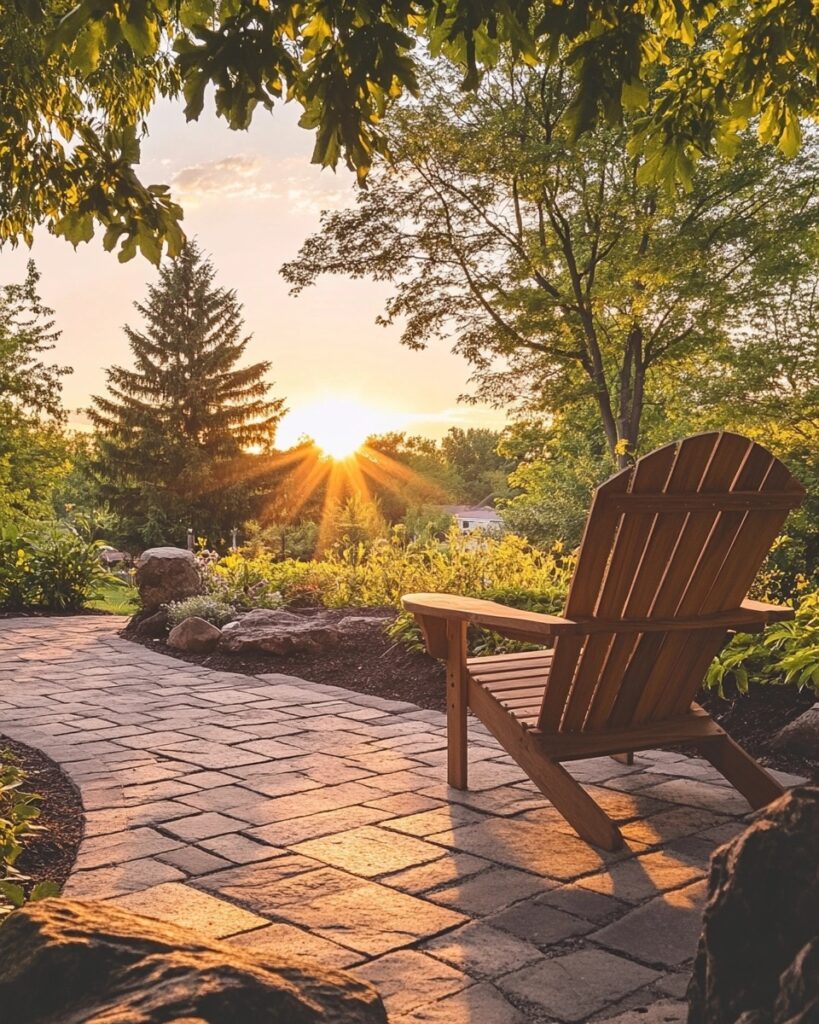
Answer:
278, 396, 402, 461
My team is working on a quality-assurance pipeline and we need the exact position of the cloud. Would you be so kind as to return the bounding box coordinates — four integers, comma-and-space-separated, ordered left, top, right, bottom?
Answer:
171, 154, 354, 214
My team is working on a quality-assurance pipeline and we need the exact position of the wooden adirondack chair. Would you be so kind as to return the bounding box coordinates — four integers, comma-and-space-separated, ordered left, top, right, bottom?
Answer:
402, 432, 804, 851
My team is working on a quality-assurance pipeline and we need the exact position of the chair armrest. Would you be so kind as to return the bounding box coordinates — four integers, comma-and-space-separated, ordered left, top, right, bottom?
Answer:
401, 594, 795, 658
738, 599, 794, 626
402, 594, 577, 650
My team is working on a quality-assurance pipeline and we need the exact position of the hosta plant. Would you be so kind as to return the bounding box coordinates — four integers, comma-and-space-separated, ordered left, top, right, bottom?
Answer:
0, 752, 58, 918
706, 590, 819, 696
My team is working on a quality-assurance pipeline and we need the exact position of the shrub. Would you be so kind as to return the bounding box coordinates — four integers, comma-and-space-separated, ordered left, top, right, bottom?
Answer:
0, 751, 58, 918
706, 589, 819, 696
165, 598, 236, 626
0, 525, 31, 610
198, 552, 285, 611
25, 524, 112, 611
0, 521, 112, 611
166, 595, 236, 628
199, 527, 575, 655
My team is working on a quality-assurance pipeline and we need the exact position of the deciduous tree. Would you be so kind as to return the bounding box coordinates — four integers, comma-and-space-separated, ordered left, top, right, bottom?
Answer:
283, 62, 819, 466
0, 261, 74, 520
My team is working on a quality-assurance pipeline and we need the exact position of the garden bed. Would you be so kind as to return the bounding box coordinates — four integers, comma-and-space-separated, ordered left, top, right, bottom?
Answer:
0, 736, 84, 895
123, 608, 817, 779
127, 607, 447, 711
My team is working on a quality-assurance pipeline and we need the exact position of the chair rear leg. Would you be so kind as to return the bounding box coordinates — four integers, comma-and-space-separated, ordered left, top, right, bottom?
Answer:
510, 738, 623, 851
446, 620, 468, 789
697, 734, 784, 810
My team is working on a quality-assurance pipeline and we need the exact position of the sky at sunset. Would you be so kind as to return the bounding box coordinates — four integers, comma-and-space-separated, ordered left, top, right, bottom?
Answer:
0, 97, 506, 448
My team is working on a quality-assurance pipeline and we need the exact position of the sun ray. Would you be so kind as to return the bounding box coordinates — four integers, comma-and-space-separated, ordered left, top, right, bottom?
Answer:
316, 457, 349, 554
172, 443, 317, 499
356, 445, 448, 503
276, 451, 330, 521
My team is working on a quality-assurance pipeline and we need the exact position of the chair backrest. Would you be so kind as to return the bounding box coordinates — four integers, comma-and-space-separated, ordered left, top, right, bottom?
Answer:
538, 432, 804, 734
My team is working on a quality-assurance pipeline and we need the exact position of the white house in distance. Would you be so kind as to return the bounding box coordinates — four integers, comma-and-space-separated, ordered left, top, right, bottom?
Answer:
442, 505, 503, 533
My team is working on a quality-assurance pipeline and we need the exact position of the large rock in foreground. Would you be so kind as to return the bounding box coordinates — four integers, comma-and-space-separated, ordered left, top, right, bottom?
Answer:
0, 898, 386, 1024
136, 546, 201, 612
220, 608, 341, 655
688, 785, 819, 1024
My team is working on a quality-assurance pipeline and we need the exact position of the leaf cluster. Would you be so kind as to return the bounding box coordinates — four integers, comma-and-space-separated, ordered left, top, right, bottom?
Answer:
0, 521, 113, 611
5, 0, 818, 259
0, 752, 59, 918
283, 59, 818, 462
0, 2, 183, 262
706, 589, 819, 696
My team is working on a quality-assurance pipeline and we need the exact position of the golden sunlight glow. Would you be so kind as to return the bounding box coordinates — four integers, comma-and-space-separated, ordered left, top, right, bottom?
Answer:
278, 396, 405, 460
191, 405, 449, 559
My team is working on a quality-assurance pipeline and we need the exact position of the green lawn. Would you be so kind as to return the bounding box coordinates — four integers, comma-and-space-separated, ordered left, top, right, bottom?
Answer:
89, 581, 139, 615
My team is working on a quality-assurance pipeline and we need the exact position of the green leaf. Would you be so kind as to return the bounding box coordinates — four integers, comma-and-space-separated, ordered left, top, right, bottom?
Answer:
69, 19, 106, 74
29, 881, 60, 902
778, 112, 802, 159
0, 881, 26, 907
121, 0, 159, 58
53, 212, 95, 246
621, 80, 649, 112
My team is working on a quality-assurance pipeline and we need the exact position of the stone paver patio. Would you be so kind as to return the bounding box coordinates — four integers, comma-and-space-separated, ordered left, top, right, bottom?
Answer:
0, 617, 803, 1023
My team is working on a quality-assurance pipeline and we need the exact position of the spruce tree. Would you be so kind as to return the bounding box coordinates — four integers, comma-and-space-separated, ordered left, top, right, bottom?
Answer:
90, 242, 285, 548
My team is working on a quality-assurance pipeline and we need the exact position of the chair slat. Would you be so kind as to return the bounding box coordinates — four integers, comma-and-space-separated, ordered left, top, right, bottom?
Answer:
604, 433, 723, 728
647, 444, 779, 720
468, 656, 553, 679
665, 458, 801, 716
602, 491, 801, 513
537, 466, 630, 729
495, 692, 548, 708
566, 442, 678, 731
638, 438, 777, 721
629, 432, 755, 722
485, 679, 551, 696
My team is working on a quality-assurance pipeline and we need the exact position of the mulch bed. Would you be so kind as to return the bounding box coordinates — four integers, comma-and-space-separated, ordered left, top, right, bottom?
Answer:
0, 736, 84, 895
698, 683, 816, 778
124, 607, 817, 779
127, 607, 448, 712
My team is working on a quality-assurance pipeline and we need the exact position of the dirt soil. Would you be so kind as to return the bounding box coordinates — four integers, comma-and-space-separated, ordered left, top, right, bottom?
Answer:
125, 606, 816, 779
128, 607, 449, 712
0, 736, 84, 894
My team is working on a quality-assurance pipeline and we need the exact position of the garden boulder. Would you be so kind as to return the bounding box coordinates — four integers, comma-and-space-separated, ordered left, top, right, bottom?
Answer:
133, 607, 169, 637
687, 784, 819, 1024
772, 703, 819, 759
220, 608, 341, 655
337, 615, 391, 637
168, 615, 222, 653
136, 546, 201, 612
0, 898, 387, 1024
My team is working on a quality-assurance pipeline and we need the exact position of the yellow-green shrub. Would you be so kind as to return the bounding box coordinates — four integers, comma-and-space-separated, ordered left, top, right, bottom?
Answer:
201, 526, 574, 651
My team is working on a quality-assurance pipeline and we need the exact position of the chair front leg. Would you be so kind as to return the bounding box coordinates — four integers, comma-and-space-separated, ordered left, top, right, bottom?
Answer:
446, 619, 468, 789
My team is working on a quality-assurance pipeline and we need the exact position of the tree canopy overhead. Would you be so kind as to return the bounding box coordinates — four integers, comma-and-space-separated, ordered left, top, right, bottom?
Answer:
2, 0, 818, 261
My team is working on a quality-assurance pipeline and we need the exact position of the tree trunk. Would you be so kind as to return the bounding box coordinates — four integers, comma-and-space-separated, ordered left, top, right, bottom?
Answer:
615, 325, 644, 469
